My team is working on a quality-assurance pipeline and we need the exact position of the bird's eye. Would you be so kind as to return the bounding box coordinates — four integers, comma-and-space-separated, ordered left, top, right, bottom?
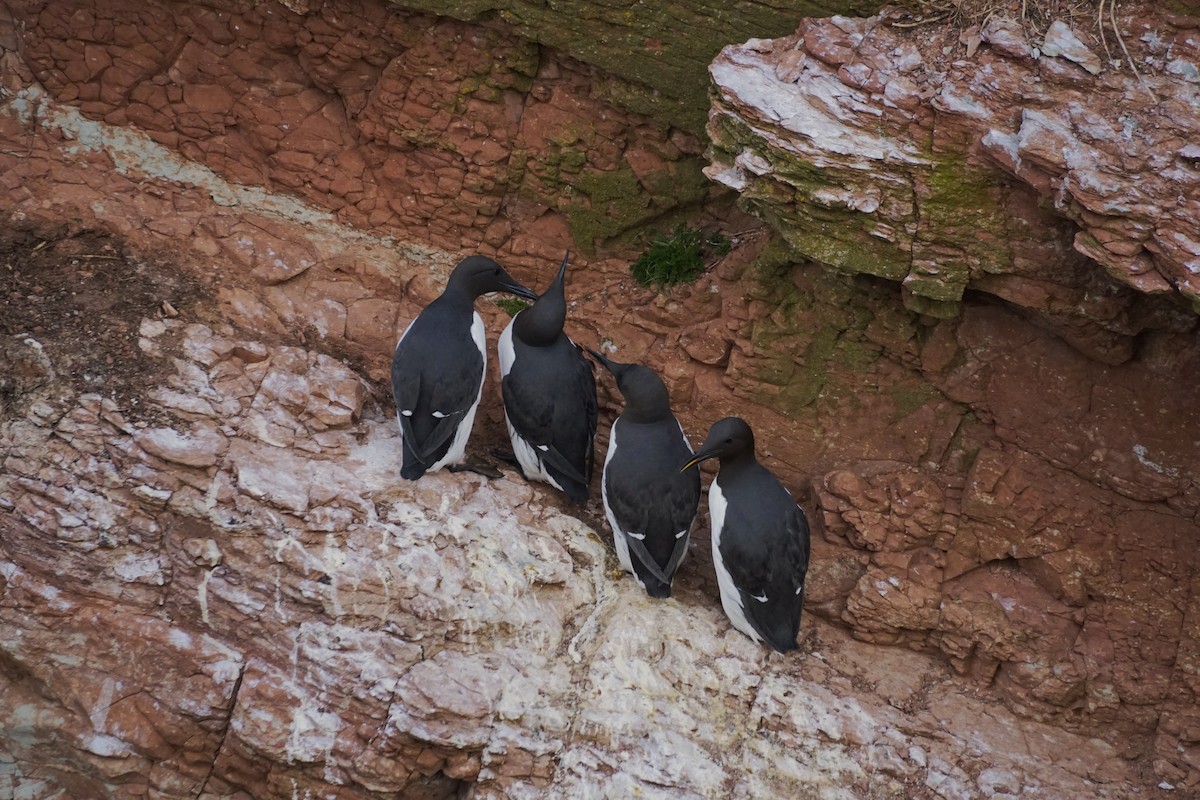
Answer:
493, 268, 501, 275
725, 438, 733, 444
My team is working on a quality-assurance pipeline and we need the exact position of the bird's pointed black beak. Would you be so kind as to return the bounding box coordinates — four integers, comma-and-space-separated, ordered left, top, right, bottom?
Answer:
503, 280, 540, 301
679, 447, 719, 474
495, 266, 539, 300
585, 347, 621, 375
555, 250, 570, 284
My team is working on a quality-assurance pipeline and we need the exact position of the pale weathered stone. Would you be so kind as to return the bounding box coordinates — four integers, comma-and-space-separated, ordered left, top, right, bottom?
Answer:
707, 11, 1200, 328
1040, 20, 1103, 75
0, 317, 1159, 798
135, 422, 227, 467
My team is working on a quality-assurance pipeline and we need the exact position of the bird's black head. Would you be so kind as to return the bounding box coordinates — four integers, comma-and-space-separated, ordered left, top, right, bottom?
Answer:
680, 416, 755, 472
588, 348, 672, 424
447, 255, 538, 301
514, 251, 570, 346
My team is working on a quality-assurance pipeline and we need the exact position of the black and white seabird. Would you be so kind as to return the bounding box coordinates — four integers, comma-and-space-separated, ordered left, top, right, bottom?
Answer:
391, 255, 538, 480
681, 417, 810, 652
498, 252, 597, 502
589, 349, 700, 598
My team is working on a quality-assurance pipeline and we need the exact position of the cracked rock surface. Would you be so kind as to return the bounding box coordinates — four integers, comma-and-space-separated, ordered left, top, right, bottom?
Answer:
706, 6, 1200, 343
0, 318, 1156, 798
1, 0, 1198, 794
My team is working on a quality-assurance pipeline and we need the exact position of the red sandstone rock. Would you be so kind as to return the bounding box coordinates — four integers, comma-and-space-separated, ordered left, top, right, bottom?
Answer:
706, 5, 1200, 347
2, 0, 1199, 791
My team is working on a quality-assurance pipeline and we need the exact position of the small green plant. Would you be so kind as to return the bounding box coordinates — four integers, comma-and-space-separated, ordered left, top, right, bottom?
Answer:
494, 297, 530, 317
630, 225, 731, 288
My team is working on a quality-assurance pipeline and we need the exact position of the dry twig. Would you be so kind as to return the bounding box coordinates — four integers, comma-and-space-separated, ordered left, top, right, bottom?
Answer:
1095, 0, 1113, 62
1109, 0, 1156, 100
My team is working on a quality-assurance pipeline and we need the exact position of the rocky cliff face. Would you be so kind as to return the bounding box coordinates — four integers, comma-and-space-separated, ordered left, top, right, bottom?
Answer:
702, 5, 1200, 781
0, 287, 1145, 797
705, 8, 1200, 338
1, 0, 1198, 795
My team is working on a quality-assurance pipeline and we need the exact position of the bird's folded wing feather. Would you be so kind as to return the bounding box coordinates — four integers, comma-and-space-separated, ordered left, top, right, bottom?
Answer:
720, 530, 771, 603
409, 411, 465, 464
396, 345, 481, 464
770, 504, 811, 595
625, 535, 672, 586
501, 366, 591, 486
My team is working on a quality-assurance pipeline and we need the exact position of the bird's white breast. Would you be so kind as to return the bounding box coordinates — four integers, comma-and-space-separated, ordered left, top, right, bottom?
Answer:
600, 418, 636, 579
470, 311, 487, 365
498, 316, 516, 378
710, 480, 762, 644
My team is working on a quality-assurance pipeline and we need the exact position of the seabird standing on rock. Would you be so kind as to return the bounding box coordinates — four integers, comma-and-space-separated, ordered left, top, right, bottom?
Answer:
498, 252, 597, 502
589, 349, 699, 598
391, 255, 538, 480
681, 417, 810, 652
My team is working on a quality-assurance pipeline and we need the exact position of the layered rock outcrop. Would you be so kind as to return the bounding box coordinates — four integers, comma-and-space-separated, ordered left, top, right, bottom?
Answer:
1, 0, 755, 261
0, 284, 1154, 798
706, 9, 1200, 348
1, 0, 1199, 794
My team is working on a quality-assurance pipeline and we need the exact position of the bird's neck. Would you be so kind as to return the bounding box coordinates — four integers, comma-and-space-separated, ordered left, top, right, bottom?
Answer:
514, 301, 565, 347
622, 406, 669, 425
435, 285, 477, 311
717, 453, 757, 477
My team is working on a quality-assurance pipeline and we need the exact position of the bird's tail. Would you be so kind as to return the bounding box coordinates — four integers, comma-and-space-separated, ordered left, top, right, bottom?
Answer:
561, 477, 589, 504
758, 587, 804, 653
643, 578, 672, 599
400, 433, 429, 481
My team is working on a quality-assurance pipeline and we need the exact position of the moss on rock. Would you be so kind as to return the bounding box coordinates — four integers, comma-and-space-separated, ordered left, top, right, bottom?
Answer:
709, 110, 917, 285
389, 0, 885, 133
743, 248, 900, 416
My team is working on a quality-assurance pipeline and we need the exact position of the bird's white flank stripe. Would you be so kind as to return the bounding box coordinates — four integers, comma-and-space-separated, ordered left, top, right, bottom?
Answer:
710, 480, 763, 644
498, 317, 517, 378
601, 417, 636, 581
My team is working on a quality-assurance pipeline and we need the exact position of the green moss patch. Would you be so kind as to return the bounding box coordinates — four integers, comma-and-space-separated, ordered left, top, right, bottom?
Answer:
908, 151, 1011, 309
493, 297, 530, 317
630, 225, 730, 288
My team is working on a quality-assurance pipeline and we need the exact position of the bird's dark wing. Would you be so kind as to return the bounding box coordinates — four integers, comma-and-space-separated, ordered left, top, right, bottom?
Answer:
719, 488, 810, 651
410, 411, 466, 464
391, 341, 421, 420
774, 503, 811, 595
502, 340, 595, 486
625, 535, 672, 586
605, 420, 700, 579
722, 507, 810, 596
392, 311, 483, 464
575, 347, 598, 484
718, 521, 772, 599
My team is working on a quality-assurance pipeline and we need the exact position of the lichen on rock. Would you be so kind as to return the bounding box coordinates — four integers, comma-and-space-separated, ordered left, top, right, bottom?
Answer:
706, 10, 1200, 342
